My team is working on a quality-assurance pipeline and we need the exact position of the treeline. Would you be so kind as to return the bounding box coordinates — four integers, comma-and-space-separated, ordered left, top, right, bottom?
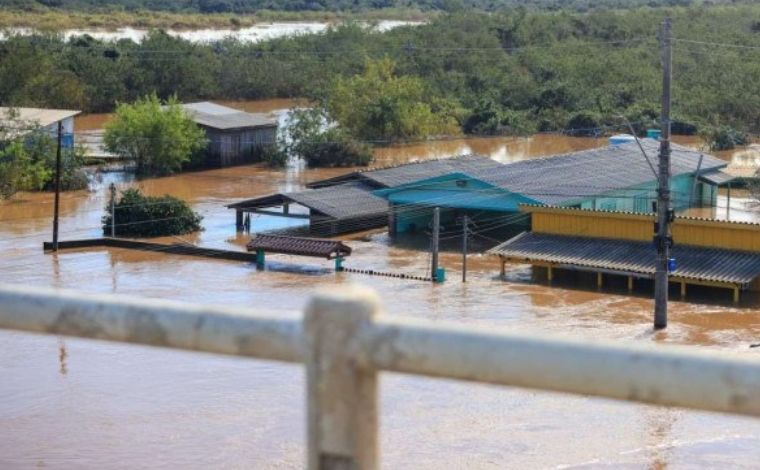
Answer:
0, 0, 734, 14
3, 6, 760, 137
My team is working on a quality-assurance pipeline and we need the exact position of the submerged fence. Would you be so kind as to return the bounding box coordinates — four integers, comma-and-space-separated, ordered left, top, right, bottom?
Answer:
1, 283, 760, 469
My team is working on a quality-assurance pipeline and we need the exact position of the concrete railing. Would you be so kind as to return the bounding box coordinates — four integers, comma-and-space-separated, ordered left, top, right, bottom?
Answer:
1, 283, 760, 469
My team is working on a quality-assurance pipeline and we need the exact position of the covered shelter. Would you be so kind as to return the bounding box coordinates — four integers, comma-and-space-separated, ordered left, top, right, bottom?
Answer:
246, 234, 352, 270
181, 102, 277, 167
489, 205, 760, 302
228, 182, 389, 236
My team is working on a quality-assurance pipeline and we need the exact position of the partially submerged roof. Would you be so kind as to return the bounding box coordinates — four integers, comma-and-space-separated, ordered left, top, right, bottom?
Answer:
246, 234, 351, 259
490, 232, 760, 285
181, 102, 277, 131
229, 183, 389, 220
472, 139, 726, 205
306, 154, 505, 189
699, 169, 737, 186
0, 107, 80, 128
307, 141, 725, 206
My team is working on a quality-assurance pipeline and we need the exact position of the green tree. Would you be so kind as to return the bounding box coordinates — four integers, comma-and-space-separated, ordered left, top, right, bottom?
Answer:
284, 108, 373, 167
325, 58, 461, 142
102, 188, 203, 237
104, 94, 207, 176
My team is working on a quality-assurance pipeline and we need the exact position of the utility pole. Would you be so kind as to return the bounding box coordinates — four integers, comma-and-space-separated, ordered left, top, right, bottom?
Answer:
654, 17, 673, 330
431, 207, 440, 282
109, 183, 117, 237
462, 214, 468, 283
52, 122, 62, 252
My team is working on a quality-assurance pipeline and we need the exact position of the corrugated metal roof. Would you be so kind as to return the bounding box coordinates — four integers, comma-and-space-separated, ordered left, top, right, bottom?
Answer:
180, 102, 277, 130
489, 232, 760, 285
470, 139, 727, 205
306, 154, 504, 189
361, 154, 507, 188
699, 170, 737, 186
228, 183, 388, 221
246, 234, 351, 259
307, 141, 725, 205
286, 183, 389, 219
0, 107, 80, 128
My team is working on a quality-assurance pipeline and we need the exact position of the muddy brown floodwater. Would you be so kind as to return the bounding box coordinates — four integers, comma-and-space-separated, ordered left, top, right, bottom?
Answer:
2, 102, 760, 469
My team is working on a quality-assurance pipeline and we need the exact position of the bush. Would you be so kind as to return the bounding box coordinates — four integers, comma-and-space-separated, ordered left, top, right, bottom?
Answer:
284, 108, 374, 168
102, 188, 203, 237
253, 144, 289, 168
565, 111, 601, 137
298, 137, 373, 168
703, 126, 749, 151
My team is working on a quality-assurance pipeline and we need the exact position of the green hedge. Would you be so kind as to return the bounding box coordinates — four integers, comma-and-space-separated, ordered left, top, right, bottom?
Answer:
102, 188, 203, 237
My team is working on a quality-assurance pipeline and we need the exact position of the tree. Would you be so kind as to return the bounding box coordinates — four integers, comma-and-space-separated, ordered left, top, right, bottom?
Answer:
325, 58, 461, 142
284, 108, 373, 167
104, 94, 207, 176
102, 188, 203, 237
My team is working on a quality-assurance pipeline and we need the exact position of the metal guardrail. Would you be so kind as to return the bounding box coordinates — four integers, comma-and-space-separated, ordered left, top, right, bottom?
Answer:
1, 283, 760, 469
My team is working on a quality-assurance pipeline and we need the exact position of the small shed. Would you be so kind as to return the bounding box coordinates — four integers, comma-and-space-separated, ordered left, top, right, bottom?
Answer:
228, 182, 389, 236
0, 107, 80, 148
181, 102, 278, 167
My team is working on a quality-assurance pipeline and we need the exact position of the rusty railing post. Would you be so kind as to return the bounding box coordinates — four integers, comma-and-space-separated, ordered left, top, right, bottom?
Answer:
305, 286, 380, 470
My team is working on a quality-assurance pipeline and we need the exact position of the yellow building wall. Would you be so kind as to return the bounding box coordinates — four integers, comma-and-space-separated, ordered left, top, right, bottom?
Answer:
524, 206, 760, 253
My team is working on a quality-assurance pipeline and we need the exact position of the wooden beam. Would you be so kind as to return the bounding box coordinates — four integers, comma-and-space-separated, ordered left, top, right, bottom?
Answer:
628, 276, 634, 291
547, 265, 554, 282
251, 209, 310, 219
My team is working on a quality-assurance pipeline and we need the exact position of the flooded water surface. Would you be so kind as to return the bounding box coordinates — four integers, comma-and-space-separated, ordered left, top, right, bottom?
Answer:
2, 101, 760, 468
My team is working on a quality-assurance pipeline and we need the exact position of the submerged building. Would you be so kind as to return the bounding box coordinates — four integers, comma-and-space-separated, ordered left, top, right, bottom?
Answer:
0, 107, 81, 148
490, 205, 760, 302
229, 139, 734, 236
181, 102, 278, 167
376, 139, 732, 235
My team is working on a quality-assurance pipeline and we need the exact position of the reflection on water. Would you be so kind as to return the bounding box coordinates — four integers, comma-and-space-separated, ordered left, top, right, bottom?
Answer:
3, 100, 760, 468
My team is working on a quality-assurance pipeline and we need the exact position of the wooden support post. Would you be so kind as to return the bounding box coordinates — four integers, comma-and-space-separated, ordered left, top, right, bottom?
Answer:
727, 183, 732, 219
256, 250, 265, 269
109, 183, 116, 238
597, 272, 603, 289
500, 258, 506, 280
431, 207, 440, 282
236, 210, 244, 231
52, 121, 62, 251
681, 281, 687, 298
387, 204, 396, 238
547, 265, 554, 283
305, 287, 379, 470
462, 214, 468, 283
628, 276, 634, 291
283, 202, 290, 215
734, 286, 740, 303
245, 213, 251, 233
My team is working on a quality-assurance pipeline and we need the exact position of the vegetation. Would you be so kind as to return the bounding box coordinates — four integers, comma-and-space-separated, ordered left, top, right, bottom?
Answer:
0, 113, 87, 199
102, 188, 203, 237
703, 126, 749, 151
0, 0, 742, 15
284, 108, 372, 167
4, 6, 760, 144
326, 58, 460, 142
104, 95, 207, 176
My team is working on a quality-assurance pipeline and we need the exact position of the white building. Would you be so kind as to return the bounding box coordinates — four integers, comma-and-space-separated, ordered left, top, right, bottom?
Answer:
0, 107, 81, 148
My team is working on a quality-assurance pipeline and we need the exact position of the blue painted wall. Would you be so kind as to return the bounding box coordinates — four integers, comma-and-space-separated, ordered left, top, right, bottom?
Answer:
378, 172, 720, 234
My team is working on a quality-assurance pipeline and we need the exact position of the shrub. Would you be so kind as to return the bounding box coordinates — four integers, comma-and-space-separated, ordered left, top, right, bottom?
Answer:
253, 144, 289, 168
284, 108, 374, 167
703, 126, 749, 151
102, 188, 203, 237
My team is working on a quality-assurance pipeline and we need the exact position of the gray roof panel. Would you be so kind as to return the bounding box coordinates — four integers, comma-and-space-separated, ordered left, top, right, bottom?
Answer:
490, 232, 760, 284
469, 139, 726, 205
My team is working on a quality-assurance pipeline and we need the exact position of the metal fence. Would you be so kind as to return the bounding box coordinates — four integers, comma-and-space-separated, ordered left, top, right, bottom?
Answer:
1, 283, 760, 469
